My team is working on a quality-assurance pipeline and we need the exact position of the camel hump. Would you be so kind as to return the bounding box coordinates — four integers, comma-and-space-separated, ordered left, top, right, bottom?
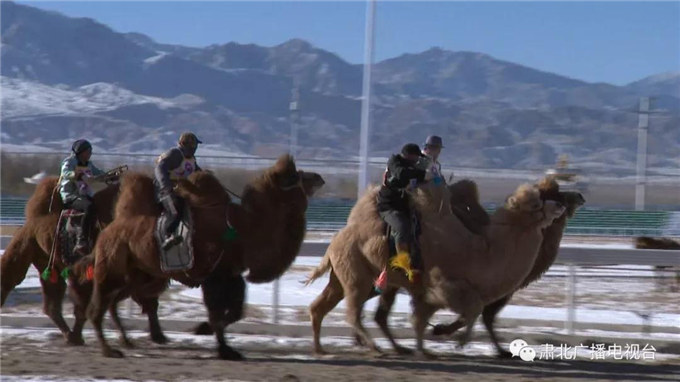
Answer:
25, 176, 62, 218
114, 172, 159, 219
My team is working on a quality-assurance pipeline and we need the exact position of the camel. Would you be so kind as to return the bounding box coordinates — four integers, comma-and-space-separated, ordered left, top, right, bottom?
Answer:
334, 179, 490, 353
428, 178, 586, 357
324, 177, 585, 357
0, 176, 167, 346
307, 181, 565, 356
635, 236, 680, 292
86, 155, 322, 360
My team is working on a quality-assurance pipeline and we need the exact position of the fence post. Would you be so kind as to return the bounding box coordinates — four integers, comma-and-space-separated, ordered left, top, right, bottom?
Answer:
272, 279, 280, 324
565, 263, 577, 335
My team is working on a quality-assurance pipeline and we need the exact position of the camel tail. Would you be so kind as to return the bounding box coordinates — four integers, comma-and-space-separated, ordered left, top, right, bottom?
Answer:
305, 250, 332, 286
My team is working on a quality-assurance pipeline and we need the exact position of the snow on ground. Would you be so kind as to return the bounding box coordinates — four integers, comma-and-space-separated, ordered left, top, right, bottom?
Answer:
5, 248, 678, 332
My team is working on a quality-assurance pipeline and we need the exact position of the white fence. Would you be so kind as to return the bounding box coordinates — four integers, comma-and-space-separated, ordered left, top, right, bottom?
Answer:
282, 242, 680, 335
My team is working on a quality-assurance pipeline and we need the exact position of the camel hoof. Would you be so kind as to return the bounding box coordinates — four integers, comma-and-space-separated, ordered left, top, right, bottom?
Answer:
103, 348, 125, 358
120, 338, 135, 349
497, 349, 513, 359
66, 332, 85, 346
218, 346, 244, 361
431, 324, 453, 336
313, 347, 328, 356
394, 345, 413, 356
353, 334, 366, 347
151, 332, 169, 344
193, 322, 213, 335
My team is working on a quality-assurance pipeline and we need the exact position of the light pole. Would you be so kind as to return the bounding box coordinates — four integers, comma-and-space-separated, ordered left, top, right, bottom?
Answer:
289, 80, 301, 158
357, 0, 376, 199
635, 97, 652, 211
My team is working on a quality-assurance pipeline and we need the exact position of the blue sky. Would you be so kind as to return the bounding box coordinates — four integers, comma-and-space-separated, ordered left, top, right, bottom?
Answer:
17, 1, 680, 85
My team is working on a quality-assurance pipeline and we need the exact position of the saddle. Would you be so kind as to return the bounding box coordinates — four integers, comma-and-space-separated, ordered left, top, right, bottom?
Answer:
56, 209, 89, 266
154, 203, 195, 272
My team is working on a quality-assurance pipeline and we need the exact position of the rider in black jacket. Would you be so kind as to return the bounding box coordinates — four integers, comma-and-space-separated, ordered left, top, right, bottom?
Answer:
375, 143, 427, 288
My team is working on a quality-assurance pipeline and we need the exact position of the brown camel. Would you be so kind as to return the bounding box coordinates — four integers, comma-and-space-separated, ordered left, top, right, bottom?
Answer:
635, 236, 680, 292
307, 181, 565, 356
430, 177, 586, 357
87, 155, 320, 360
0, 176, 166, 346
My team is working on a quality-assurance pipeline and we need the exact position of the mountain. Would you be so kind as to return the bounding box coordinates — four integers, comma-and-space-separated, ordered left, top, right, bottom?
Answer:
1, 1, 678, 175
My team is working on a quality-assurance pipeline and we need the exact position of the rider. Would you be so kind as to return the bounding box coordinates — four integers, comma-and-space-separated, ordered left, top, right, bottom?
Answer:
419, 135, 445, 184
154, 132, 203, 250
375, 143, 427, 289
59, 139, 105, 256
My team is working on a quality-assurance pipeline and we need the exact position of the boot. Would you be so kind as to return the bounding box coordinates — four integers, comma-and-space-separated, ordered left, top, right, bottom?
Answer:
161, 234, 183, 250
373, 268, 388, 293
73, 226, 90, 257
390, 242, 418, 282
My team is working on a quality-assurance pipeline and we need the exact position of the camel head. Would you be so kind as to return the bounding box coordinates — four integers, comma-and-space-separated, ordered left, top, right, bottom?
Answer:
447, 179, 490, 233
635, 236, 680, 250
535, 175, 585, 219
506, 183, 565, 228
561, 191, 586, 218
241, 154, 320, 283
300, 171, 325, 197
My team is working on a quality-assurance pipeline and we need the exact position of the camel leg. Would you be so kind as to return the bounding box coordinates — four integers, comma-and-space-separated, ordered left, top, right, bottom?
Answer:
345, 283, 381, 355
191, 276, 244, 336
88, 277, 126, 358
109, 298, 134, 349
373, 286, 412, 355
411, 296, 438, 359
309, 270, 344, 355
431, 317, 466, 336
136, 296, 168, 344
87, 243, 129, 359
67, 279, 93, 346
454, 291, 485, 349
202, 273, 244, 361
0, 233, 36, 306
482, 294, 513, 358
38, 275, 72, 341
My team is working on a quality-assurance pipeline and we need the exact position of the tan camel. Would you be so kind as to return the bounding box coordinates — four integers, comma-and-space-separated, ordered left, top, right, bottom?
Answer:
307, 181, 565, 356
430, 177, 586, 357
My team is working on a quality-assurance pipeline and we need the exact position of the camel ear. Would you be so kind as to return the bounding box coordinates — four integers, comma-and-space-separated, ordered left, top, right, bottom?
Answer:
507, 196, 518, 209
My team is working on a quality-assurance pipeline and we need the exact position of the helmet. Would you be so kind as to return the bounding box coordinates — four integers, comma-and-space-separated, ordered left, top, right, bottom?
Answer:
71, 139, 92, 155
178, 132, 202, 148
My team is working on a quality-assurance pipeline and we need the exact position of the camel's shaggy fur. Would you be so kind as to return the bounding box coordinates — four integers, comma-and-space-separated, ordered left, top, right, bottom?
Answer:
0, 176, 151, 346
307, 180, 565, 355
87, 155, 321, 360
431, 179, 585, 357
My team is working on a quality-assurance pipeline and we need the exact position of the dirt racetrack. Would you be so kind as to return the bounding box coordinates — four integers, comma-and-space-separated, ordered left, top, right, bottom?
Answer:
1, 326, 679, 382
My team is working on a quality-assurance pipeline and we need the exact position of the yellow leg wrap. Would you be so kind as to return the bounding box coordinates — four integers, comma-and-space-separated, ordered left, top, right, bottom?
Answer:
390, 251, 415, 281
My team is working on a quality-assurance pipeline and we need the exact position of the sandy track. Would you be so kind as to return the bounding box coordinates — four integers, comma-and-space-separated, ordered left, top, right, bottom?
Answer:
2, 327, 679, 382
